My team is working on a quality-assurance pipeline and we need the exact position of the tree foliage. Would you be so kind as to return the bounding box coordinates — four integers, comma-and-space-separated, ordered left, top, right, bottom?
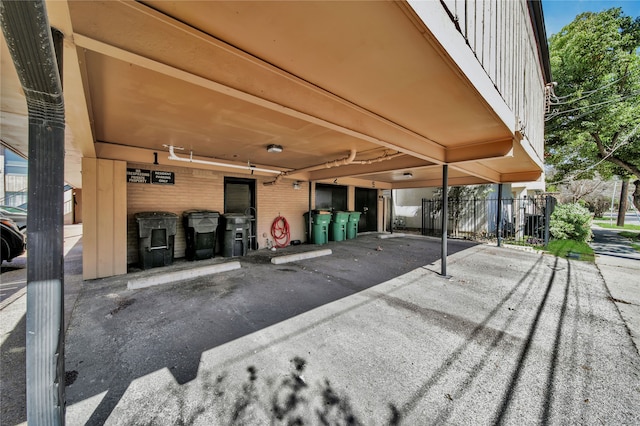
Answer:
545, 8, 640, 210
549, 203, 593, 242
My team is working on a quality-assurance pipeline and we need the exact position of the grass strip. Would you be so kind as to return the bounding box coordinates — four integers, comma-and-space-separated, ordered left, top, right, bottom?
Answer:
546, 239, 595, 262
593, 222, 640, 231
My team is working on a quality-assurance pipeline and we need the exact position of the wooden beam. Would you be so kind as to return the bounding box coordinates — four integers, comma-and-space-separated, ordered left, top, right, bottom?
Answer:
390, 175, 490, 189
446, 138, 513, 163
72, 32, 448, 164
501, 170, 543, 183
449, 162, 501, 183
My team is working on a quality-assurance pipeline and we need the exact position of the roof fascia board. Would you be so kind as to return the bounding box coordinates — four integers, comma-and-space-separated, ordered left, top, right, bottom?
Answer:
445, 138, 514, 164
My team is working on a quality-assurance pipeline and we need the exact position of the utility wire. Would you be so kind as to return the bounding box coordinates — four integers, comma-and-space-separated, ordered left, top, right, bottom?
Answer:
547, 123, 640, 186
545, 90, 640, 121
549, 76, 627, 104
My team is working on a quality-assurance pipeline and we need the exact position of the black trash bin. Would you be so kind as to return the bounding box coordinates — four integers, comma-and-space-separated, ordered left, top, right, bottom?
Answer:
135, 211, 178, 269
221, 213, 251, 257
183, 210, 220, 260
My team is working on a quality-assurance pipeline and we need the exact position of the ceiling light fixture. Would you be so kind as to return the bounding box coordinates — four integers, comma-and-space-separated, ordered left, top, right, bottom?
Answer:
267, 144, 283, 153
402, 172, 413, 179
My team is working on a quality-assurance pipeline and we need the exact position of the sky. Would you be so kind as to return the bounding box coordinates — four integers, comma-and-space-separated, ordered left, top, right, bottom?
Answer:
542, 0, 640, 38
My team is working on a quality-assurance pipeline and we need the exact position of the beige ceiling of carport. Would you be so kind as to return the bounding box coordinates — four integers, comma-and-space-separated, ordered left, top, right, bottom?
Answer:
2, 0, 542, 188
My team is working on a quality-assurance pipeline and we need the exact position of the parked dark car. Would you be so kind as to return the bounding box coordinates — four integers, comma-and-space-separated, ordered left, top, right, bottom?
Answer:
1, 216, 26, 263
0, 205, 27, 230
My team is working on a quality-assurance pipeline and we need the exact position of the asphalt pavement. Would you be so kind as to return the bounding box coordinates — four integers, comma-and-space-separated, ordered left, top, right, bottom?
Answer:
2, 228, 640, 425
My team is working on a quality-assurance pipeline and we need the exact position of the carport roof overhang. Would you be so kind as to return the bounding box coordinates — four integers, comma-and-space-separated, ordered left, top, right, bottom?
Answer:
1, 0, 543, 189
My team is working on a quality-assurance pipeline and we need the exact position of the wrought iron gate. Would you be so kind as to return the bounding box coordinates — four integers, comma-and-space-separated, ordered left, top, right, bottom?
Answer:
421, 196, 556, 245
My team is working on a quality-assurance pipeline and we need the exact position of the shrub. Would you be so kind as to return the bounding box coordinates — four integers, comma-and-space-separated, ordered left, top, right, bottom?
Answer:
549, 203, 593, 242
584, 196, 609, 218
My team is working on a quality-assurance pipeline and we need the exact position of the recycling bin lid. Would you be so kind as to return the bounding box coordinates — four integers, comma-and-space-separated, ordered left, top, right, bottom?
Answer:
183, 209, 220, 218
135, 211, 178, 221
332, 211, 350, 222
222, 213, 251, 223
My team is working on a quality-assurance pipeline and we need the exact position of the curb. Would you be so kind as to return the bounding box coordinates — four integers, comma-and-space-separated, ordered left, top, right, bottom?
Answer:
128, 261, 242, 290
0, 287, 26, 311
271, 249, 332, 265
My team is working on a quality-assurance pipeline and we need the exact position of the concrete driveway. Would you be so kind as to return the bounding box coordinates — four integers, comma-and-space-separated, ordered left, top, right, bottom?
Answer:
3, 231, 640, 425
57, 235, 640, 425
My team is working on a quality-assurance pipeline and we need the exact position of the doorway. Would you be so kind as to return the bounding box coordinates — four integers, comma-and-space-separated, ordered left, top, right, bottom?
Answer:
355, 188, 378, 232
224, 177, 257, 249
315, 183, 347, 211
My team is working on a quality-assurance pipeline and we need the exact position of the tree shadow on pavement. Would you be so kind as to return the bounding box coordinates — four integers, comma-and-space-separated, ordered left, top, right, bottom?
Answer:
123, 356, 402, 426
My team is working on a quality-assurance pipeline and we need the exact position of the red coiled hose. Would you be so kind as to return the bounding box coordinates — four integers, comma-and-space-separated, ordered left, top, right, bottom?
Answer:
271, 215, 290, 248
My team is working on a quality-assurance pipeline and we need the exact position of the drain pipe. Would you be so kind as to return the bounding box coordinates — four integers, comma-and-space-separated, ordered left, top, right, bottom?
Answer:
264, 150, 405, 186
1, 1, 65, 424
290, 149, 358, 175
167, 145, 282, 174
264, 149, 357, 186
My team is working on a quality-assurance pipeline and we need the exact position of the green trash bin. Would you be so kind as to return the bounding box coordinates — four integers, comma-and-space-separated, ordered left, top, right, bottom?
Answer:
347, 211, 361, 239
304, 211, 331, 245
329, 211, 350, 241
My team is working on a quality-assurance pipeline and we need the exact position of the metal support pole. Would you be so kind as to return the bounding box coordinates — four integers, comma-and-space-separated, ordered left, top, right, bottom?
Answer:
441, 165, 448, 276
0, 2, 66, 424
390, 189, 394, 234
496, 184, 503, 247
544, 195, 551, 246
308, 181, 313, 243
473, 197, 477, 237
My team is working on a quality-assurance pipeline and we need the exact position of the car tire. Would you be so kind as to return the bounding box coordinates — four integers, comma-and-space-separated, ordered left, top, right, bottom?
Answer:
1, 238, 10, 263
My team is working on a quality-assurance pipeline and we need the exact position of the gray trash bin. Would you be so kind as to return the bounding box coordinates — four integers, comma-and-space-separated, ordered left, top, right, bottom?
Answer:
135, 211, 178, 269
183, 210, 220, 261
220, 213, 251, 257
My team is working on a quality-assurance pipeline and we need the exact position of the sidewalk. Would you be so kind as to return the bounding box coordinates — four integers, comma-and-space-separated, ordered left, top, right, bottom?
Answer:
590, 225, 640, 353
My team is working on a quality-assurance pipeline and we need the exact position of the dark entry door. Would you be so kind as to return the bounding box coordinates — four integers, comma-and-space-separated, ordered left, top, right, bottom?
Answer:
224, 177, 255, 212
315, 183, 347, 211
355, 188, 378, 232
224, 177, 257, 249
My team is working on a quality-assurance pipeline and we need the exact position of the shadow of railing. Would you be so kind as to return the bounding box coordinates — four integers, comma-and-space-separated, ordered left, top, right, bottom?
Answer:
398, 255, 547, 421
492, 256, 561, 424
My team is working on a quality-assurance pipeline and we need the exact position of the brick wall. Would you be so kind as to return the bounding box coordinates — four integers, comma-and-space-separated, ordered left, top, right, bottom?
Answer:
127, 162, 310, 265
258, 179, 310, 248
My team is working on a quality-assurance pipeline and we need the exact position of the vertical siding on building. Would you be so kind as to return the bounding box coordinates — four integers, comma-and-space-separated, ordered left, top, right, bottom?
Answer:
83, 158, 127, 279
439, 0, 546, 157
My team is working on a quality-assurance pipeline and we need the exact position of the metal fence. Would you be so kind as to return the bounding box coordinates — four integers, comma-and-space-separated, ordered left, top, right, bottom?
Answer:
421, 196, 556, 245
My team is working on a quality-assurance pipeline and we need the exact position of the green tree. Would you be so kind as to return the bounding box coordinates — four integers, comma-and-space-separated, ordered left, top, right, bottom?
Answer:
545, 8, 640, 215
